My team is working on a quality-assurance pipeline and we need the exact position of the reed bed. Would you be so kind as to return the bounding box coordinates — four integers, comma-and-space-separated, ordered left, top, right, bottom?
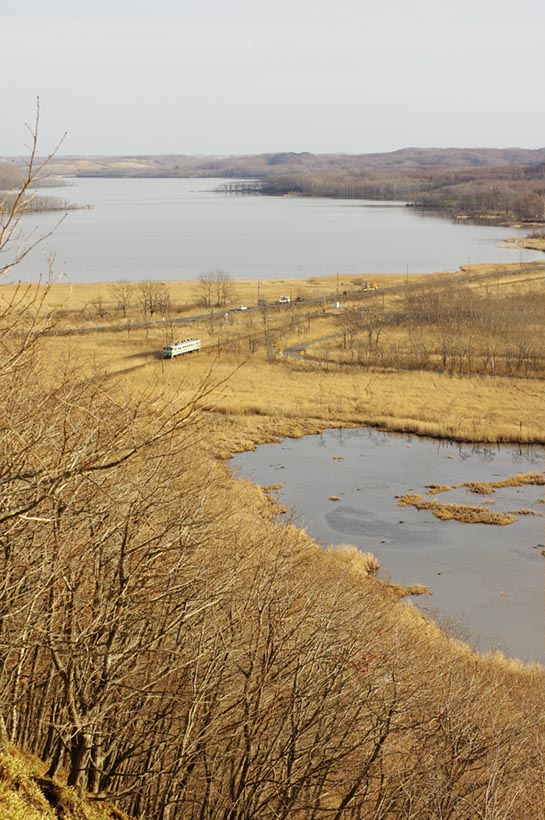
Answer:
397, 494, 518, 525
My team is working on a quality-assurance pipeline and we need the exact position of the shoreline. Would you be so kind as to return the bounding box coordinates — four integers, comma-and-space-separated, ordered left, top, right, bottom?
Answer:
503, 235, 545, 253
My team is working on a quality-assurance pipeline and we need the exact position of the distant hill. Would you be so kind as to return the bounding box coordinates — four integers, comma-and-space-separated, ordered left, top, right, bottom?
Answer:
4, 147, 545, 180
0, 159, 21, 189
353, 146, 545, 168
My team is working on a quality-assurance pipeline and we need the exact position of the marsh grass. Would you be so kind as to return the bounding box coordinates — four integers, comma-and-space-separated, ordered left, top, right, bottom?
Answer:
325, 545, 380, 577
462, 472, 545, 493
309, 264, 545, 379
398, 469, 545, 524
425, 483, 453, 494
398, 494, 518, 525
9, 267, 545, 447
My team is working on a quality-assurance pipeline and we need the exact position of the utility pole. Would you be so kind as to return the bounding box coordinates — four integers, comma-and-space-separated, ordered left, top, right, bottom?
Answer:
257, 280, 261, 305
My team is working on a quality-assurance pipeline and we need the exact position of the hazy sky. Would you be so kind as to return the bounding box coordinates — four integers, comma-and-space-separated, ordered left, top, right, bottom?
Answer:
2, 0, 544, 155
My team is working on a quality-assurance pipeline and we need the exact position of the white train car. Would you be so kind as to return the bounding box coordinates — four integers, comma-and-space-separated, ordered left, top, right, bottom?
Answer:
162, 338, 201, 359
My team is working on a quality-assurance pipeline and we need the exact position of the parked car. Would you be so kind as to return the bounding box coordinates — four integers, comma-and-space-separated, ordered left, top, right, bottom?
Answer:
236, 305, 249, 310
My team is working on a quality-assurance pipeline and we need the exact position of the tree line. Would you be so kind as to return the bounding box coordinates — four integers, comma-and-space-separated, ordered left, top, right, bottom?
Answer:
219, 166, 545, 223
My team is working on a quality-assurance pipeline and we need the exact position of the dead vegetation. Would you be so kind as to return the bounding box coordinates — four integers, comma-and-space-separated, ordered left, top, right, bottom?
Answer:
0, 750, 124, 820
314, 267, 545, 380
462, 471, 545, 494
398, 495, 518, 525
399, 471, 544, 525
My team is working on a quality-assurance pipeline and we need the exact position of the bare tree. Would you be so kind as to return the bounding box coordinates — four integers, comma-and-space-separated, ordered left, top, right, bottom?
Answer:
193, 271, 214, 309
110, 280, 134, 317
194, 270, 237, 309
92, 295, 107, 318
0, 99, 66, 281
137, 280, 171, 318
213, 269, 237, 307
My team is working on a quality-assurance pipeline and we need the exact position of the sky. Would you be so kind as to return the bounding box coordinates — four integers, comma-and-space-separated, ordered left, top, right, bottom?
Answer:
2, 0, 544, 155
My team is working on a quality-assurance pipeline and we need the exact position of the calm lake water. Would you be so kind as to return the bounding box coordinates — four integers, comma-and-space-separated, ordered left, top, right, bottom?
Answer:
232, 429, 545, 664
15, 177, 543, 282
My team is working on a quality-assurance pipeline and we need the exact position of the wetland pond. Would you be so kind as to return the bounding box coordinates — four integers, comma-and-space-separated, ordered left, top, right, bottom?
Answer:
232, 429, 544, 664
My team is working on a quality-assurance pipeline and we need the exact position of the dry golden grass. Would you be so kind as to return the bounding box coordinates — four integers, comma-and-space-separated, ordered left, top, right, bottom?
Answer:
398, 468, 545, 525
0, 751, 124, 820
325, 545, 380, 577
505, 508, 541, 516
4, 263, 531, 331
425, 483, 453, 494
398, 597, 545, 674
33, 293, 544, 453
403, 583, 430, 595
463, 472, 545, 494
504, 235, 545, 252
398, 494, 518, 525
324, 546, 431, 600
121, 349, 545, 449
0, 272, 400, 327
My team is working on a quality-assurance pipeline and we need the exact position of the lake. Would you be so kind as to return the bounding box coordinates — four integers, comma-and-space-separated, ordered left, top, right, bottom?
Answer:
232, 429, 544, 664
14, 177, 543, 283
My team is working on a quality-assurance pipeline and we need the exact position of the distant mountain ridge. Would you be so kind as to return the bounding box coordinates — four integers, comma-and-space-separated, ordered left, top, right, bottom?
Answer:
3, 147, 545, 180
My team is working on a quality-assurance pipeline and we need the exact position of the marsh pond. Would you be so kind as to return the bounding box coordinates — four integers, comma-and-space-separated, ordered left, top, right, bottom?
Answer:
232, 428, 544, 664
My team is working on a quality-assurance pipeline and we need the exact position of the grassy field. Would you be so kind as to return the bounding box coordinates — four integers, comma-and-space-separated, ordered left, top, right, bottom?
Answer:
1, 272, 403, 327
12, 263, 542, 451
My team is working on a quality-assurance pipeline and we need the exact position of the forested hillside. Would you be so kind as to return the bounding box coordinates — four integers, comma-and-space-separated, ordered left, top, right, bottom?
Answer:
27, 146, 545, 178
229, 162, 545, 222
